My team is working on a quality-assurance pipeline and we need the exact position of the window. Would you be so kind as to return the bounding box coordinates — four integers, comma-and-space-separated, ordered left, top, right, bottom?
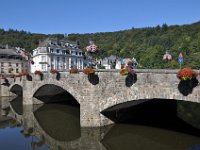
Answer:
9, 62, 11, 66
8, 68, 13, 73
56, 49, 60, 53
41, 56, 46, 62
62, 57, 65, 62
16, 63, 19, 67
66, 50, 70, 54
16, 68, 19, 73
42, 64, 46, 70
0, 55, 6, 58
1, 62, 4, 67
51, 57, 54, 62
62, 50, 65, 54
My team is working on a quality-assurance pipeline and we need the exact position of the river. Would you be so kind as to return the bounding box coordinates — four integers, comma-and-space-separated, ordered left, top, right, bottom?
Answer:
0, 96, 200, 150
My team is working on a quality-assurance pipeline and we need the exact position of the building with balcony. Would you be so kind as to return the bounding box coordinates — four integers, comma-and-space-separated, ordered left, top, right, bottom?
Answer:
31, 39, 84, 73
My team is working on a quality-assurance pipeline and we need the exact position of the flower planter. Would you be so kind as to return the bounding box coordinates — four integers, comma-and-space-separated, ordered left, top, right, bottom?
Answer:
70, 68, 79, 74
34, 70, 43, 81
50, 70, 60, 80
83, 68, 95, 75
177, 68, 199, 96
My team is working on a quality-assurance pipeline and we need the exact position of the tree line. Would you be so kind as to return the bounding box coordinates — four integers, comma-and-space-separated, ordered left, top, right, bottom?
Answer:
1, 21, 200, 69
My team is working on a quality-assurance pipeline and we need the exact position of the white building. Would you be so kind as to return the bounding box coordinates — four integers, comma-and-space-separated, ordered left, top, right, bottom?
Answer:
31, 39, 84, 73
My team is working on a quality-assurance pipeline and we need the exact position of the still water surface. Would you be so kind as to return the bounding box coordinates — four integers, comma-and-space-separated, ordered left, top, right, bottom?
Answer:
1, 97, 200, 150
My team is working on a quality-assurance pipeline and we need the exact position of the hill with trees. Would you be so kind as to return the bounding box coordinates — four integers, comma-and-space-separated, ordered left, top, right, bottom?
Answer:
67, 22, 200, 69
1, 21, 200, 69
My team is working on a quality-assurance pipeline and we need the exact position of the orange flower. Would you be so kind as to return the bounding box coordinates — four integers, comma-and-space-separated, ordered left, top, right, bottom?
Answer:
120, 69, 129, 76
177, 68, 198, 80
83, 68, 95, 75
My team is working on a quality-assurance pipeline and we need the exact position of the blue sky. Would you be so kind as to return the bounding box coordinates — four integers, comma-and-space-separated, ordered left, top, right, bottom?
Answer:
0, 0, 200, 34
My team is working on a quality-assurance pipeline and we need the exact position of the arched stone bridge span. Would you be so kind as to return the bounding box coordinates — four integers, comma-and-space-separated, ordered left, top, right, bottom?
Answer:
1, 69, 200, 127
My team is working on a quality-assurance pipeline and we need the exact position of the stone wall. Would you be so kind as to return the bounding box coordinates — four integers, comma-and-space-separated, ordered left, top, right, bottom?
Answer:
2, 69, 200, 127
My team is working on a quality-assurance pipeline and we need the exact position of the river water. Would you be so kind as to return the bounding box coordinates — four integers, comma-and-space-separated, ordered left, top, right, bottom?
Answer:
1, 96, 200, 150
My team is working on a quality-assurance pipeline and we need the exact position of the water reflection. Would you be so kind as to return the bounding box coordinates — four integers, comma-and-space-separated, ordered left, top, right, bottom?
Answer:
1, 97, 200, 150
33, 103, 81, 141
102, 124, 200, 150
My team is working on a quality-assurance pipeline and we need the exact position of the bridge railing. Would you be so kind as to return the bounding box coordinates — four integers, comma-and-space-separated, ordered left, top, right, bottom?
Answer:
2, 69, 200, 82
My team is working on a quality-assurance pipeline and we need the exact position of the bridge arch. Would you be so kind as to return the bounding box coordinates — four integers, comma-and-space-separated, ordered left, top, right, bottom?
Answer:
32, 81, 83, 104
9, 84, 23, 96
33, 84, 80, 104
99, 82, 200, 113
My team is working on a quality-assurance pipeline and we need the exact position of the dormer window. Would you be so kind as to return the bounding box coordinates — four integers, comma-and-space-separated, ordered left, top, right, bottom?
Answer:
62, 50, 65, 54
66, 50, 69, 54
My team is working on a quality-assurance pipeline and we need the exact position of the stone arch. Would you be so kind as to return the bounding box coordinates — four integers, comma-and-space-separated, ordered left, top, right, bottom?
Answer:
9, 84, 23, 96
99, 84, 181, 112
100, 82, 200, 115
32, 81, 82, 104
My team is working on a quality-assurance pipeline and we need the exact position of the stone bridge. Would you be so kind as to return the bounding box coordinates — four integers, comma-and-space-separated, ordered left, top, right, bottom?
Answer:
1, 69, 200, 127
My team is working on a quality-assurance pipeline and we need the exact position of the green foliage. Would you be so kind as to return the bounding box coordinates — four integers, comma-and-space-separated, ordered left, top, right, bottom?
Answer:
65, 21, 200, 69
0, 28, 63, 51
1, 21, 200, 69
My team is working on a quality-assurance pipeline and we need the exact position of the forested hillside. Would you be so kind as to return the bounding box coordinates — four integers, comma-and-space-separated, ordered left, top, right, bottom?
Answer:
1, 21, 200, 69
67, 22, 200, 69
0, 29, 64, 51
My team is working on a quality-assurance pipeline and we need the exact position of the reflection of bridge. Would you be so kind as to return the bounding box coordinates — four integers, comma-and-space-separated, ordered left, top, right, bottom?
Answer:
6, 98, 200, 150
1, 69, 200, 127
8, 99, 107, 150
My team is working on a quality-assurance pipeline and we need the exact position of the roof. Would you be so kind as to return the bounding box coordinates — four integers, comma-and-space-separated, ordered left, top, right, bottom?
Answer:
0, 48, 19, 56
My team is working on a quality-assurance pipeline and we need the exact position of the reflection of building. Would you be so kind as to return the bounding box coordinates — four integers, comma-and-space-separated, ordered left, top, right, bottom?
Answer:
31, 39, 84, 72
0, 45, 30, 75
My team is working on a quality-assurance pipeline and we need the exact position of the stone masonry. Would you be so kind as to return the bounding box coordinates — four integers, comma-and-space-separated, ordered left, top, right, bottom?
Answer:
1, 69, 200, 127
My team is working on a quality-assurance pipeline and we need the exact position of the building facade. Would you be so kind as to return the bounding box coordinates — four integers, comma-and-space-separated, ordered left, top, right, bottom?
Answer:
31, 39, 84, 73
0, 46, 31, 76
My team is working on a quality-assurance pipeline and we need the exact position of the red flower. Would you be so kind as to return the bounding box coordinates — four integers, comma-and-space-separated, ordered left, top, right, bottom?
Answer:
83, 68, 95, 75
177, 68, 198, 80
